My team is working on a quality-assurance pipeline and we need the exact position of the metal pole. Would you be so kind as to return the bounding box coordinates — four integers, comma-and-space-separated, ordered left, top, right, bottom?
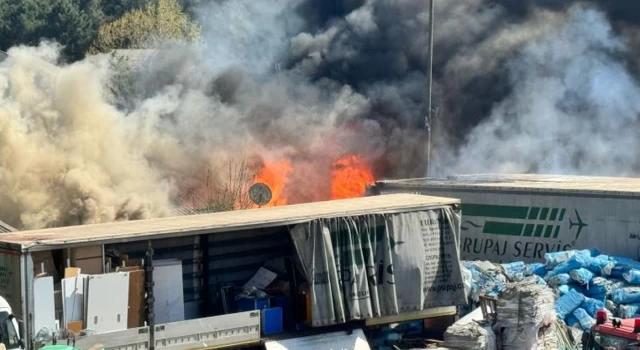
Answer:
425, 0, 435, 177
145, 241, 155, 350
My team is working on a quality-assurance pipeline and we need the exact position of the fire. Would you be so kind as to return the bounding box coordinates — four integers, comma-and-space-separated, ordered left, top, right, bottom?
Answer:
251, 154, 374, 207
254, 159, 292, 206
330, 155, 375, 200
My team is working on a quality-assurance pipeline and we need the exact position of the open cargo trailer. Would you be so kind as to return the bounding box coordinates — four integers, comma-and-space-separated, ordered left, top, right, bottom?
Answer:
368, 174, 640, 263
0, 194, 466, 350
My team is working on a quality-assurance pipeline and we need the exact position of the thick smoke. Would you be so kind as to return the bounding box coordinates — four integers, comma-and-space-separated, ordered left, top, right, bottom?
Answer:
438, 6, 640, 175
3, 0, 640, 229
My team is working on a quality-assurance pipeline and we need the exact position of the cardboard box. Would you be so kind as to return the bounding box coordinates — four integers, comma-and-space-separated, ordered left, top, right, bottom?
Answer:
64, 246, 103, 275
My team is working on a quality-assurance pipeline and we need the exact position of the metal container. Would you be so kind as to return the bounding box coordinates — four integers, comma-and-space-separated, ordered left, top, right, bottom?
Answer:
369, 174, 640, 262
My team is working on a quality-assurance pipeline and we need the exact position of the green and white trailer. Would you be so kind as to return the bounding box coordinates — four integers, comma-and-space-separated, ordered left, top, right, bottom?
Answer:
368, 174, 640, 263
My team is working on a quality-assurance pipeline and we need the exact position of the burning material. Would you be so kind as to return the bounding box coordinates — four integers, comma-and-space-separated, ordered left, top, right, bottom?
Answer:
253, 159, 292, 207
249, 154, 375, 207
330, 155, 375, 200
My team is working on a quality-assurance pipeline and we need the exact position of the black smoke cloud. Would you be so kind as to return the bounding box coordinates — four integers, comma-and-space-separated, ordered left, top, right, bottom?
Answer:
4, 0, 640, 229
280, 0, 640, 175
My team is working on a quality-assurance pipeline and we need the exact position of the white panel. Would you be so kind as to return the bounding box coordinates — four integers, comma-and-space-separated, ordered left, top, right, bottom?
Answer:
61, 274, 88, 326
74, 326, 150, 350
33, 276, 56, 334
85, 272, 130, 333
264, 329, 371, 350
154, 311, 261, 350
153, 260, 184, 324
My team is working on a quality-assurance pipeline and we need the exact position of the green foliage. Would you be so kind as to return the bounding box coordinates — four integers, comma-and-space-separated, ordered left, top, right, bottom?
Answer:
107, 52, 138, 112
0, 0, 154, 61
90, 0, 201, 53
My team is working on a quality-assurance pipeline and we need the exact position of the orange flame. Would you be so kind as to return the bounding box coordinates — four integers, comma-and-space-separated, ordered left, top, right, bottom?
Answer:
330, 155, 375, 200
254, 159, 292, 206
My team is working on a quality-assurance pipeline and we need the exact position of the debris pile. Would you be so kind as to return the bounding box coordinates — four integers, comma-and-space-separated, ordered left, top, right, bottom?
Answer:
495, 277, 557, 349
443, 308, 496, 350
463, 249, 640, 334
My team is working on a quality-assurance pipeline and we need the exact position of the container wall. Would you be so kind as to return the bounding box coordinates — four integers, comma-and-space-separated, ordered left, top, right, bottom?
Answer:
372, 184, 640, 262
206, 226, 293, 314
0, 248, 22, 319
108, 236, 203, 320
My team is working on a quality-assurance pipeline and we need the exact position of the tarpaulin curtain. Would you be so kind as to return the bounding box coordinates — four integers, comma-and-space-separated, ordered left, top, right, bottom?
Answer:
289, 207, 466, 327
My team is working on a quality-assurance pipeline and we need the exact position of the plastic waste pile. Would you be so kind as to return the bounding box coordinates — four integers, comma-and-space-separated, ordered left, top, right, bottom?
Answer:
462, 261, 507, 302
463, 248, 640, 336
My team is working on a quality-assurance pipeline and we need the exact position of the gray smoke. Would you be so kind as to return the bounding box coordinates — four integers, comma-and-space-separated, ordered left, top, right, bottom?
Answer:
438, 6, 640, 175
3, 0, 640, 229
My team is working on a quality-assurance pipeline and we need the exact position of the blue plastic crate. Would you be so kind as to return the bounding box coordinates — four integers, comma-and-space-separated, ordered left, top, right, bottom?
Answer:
262, 307, 283, 335
271, 296, 293, 329
234, 297, 270, 312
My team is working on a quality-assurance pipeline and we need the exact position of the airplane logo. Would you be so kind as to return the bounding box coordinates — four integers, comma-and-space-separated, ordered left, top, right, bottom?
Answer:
569, 209, 588, 241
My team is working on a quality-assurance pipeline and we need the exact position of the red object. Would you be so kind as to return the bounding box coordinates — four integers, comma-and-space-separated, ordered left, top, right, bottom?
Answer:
634, 318, 640, 333
596, 309, 607, 324
593, 318, 640, 341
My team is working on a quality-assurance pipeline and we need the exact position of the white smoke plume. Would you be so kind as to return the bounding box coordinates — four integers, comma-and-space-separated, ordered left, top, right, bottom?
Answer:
438, 6, 640, 175
0, 10, 383, 229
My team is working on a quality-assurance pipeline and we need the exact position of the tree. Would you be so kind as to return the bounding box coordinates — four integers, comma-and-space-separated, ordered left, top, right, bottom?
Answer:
0, 0, 105, 61
44, 0, 105, 61
177, 159, 256, 214
90, 0, 200, 53
102, 0, 148, 22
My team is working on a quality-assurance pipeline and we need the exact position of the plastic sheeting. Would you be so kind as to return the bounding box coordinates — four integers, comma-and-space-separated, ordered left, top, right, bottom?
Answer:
544, 250, 591, 269
612, 287, 640, 305
547, 273, 571, 287
618, 303, 640, 318
623, 269, 640, 285
545, 254, 589, 278
556, 289, 585, 320
502, 261, 526, 282
289, 208, 466, 327
581, 297, 604, 317
572, 308, 595, 332
584, 255, 616, 276
461, 265, 472, 299
464, 261, 506, 302
584, 277, 609, 301
525, 263, 546, 278
570, 268, 594, 285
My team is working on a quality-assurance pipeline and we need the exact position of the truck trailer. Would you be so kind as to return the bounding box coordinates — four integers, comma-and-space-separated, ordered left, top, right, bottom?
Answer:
368, 174, 640, 263
0, 194, 465, 350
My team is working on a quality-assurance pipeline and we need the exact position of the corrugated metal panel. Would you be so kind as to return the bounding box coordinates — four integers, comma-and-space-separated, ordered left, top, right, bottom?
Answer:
107, 236, 203, 320
375, 174, 640, 195
206, 227, 293, 314
4, 194, 458, 250
0, 219, 17, 233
